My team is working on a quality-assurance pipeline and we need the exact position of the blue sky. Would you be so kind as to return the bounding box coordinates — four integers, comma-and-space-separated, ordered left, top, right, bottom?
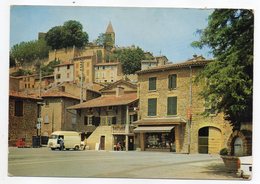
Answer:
10, 6, 213, 62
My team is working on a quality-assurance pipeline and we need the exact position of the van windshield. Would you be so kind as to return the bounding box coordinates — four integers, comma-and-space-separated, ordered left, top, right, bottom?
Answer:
50, 135, 58, 139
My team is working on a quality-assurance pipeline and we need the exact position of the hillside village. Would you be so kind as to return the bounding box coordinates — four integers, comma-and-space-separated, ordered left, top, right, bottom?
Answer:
9, 22, 252, 156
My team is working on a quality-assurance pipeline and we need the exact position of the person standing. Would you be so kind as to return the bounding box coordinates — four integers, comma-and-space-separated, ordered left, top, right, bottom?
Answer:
59, 137, 64, 151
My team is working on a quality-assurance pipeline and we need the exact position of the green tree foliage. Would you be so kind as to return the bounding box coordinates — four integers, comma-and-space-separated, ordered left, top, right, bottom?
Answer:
45, 20, 89, 49
115, 46, 146, 74
40, 60, 60, 77
94, 33, 114, 50
10, 39, 50, 64
11, 69, 33, 77
192, 9, 253, 127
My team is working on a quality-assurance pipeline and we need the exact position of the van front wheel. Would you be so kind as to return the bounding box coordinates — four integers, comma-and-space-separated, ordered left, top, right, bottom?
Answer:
74, 145, 79, 151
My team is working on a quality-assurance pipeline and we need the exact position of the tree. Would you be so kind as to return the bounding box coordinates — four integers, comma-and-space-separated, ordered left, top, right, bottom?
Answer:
115, 46, 146, 74
94, 33, 114, 50
192, 9, 253, 127
40, 60, 60, 77
45, 20, 89, 49
10, 39, 50, 64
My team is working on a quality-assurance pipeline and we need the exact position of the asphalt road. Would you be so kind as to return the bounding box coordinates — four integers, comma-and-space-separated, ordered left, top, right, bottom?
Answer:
8, 147, 242, 180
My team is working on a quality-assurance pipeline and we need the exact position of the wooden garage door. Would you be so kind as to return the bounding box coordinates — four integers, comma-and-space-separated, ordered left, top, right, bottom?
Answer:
208, 127, 222, 154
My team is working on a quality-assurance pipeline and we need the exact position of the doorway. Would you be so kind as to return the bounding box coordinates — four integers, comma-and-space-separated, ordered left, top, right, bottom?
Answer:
100, 136, 105, 150
198, 127, 209, 154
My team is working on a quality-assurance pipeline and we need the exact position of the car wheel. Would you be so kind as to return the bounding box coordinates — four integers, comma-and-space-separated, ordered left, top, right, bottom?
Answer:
74, 145, 79, 151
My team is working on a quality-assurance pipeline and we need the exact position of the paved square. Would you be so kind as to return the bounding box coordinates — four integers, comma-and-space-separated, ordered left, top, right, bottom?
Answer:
8, 147, 242, 180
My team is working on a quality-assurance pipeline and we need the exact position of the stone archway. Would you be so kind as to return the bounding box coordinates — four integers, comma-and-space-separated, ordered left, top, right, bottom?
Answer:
227, 130, 252, 156
198, 126, 222, 154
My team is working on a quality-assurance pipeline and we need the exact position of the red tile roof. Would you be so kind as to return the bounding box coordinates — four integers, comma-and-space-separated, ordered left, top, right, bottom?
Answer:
136, 59, 211, 74
67, 93, 137, 109
41, 91, 80, 100
55, 62, 73, 67
94, 62, 120, 66
9, 90, 42, 100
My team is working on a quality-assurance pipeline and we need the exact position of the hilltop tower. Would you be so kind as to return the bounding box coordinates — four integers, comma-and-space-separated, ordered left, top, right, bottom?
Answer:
105, 21, 115, 47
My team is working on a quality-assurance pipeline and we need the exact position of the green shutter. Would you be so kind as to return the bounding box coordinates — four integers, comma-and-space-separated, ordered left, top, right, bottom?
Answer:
149, 77, 156, 90
168, 74, 177, 89
167, 97, 177, 115
148, 98, 157, 116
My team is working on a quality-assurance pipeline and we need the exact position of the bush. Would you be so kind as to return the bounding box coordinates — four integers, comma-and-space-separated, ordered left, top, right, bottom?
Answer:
219, 148, 228, 155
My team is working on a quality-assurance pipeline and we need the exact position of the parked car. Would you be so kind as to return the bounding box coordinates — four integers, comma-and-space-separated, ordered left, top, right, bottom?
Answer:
237, 156, 252, 179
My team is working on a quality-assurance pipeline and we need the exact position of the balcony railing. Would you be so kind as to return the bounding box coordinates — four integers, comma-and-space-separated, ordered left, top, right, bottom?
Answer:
112, 125, 134, 134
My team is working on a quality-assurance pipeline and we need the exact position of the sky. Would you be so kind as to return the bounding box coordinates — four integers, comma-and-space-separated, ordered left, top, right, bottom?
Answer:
10, 6, 213, 62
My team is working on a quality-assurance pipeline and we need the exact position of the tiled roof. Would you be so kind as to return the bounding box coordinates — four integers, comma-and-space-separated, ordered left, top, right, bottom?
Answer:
9, 90, 42, 100
55, 62, 73, 67
136, 59, 211, 74
100, 79, 137, 92
67, 93, 137, 109
94, 62, 120, 66
41, 91, 80, 100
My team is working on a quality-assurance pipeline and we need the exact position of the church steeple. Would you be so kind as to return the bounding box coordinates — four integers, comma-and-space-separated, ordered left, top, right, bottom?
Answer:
105, 21, 115, 47
106, 21, 114, 34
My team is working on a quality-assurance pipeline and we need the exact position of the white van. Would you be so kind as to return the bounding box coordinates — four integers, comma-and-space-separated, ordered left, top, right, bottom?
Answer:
48, 131, 82, 151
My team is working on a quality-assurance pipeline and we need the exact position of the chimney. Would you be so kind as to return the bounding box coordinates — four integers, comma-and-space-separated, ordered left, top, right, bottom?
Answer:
116, 86, 124, 97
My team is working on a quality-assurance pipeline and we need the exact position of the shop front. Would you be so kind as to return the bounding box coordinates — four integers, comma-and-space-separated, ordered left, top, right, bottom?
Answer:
134, 126, 175, 152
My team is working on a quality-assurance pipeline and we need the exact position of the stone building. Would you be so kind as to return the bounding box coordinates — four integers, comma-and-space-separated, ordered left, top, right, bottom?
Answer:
54, 62, 74, 84
67, 80, 138, 151
134, 56, 233, 154
141, 55, 168, 70
9, 90, 42, 146
40, 90, 80, 137
94, 62, 123, 83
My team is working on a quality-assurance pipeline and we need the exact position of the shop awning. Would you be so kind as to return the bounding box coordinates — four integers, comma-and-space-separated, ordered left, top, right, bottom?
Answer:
134, 126, 175, 133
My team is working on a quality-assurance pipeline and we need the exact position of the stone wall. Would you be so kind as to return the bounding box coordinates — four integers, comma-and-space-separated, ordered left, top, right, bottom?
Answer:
9, 97, 39, 146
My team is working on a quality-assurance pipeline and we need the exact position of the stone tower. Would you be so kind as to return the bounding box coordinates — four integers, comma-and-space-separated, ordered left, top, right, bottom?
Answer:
105, 21, 115, 47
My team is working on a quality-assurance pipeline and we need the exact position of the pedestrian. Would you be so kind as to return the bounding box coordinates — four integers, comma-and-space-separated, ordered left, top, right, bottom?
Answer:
58, 137, 64, 151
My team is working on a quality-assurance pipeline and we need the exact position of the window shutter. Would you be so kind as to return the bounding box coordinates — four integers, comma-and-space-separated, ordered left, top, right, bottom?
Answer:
148, 98, 157, 116
149, 77, 156, 90
167, 97, 177, 115
168, 74, 176, 89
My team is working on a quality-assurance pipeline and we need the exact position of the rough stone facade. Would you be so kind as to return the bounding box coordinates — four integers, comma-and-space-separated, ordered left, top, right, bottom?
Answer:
136, 62, 233, 154
9, 97, 40, 146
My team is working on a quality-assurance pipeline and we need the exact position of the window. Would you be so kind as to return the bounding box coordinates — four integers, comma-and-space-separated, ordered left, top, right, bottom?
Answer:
112, 117, 117, 125
84, 116, 88, 125
57, 67, 60, 71
168, 74, 177, 90
56, 74, 61, 79
14, 100, 23, 116
148, 98, 157, 116
67, 73, 70, 78
67, 65, 70, 69
149, 77, 157, 91
167, 97, 177, 115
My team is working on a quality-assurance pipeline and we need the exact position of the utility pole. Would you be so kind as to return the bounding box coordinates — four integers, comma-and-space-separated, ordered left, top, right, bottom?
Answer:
188, 66, 193, 154
80, 58, 84, 103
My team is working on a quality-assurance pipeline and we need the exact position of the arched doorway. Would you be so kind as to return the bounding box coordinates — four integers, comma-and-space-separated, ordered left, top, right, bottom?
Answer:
198, 127, 209, 153
234, 137, 244, 156
198, 126, 222, 154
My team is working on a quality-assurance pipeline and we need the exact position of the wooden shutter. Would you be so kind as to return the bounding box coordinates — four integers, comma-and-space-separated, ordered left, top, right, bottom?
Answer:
168, 74, 176, 89
149, 77, 156, 90
148, 98, 157, 116
167, 97, 177, 115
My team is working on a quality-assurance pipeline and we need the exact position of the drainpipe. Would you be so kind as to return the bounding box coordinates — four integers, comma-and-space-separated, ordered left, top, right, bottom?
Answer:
188, 66, 193, 154
125, 105, 129, 151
